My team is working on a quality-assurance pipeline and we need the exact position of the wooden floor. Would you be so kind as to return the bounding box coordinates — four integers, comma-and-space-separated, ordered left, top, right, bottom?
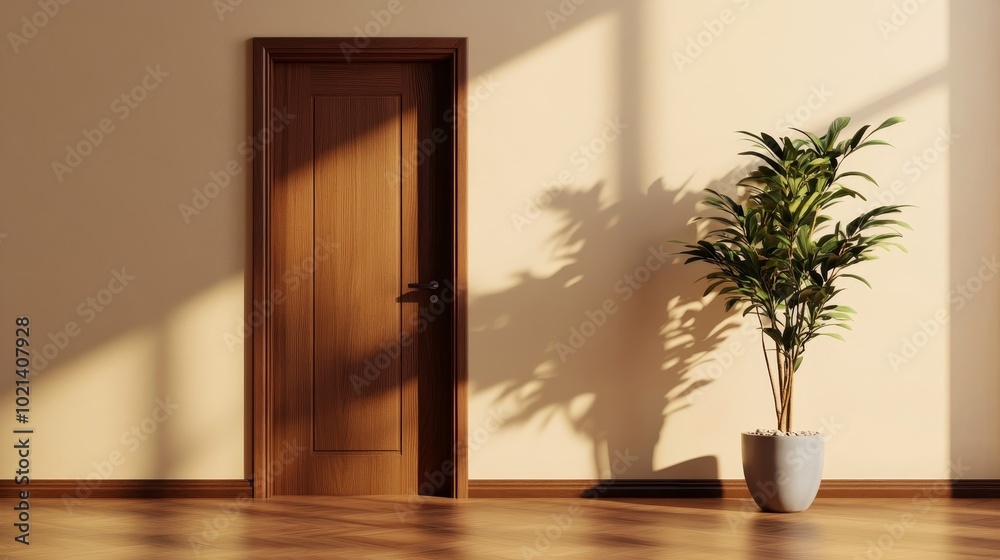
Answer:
1, 497, 998, 559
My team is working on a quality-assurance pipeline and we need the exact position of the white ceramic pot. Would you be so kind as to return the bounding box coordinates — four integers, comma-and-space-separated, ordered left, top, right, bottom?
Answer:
741, 432, 824, 513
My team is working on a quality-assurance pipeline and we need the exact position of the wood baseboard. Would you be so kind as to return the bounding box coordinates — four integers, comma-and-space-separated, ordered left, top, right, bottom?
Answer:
5, 478, 996, 500
469, 479, 738, 498
0, 479, 251, 499
468, 479, 1000, 499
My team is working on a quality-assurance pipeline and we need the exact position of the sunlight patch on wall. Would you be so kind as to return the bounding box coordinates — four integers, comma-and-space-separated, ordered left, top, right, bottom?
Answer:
25, 328, 158, 479
163, 274, 244, 478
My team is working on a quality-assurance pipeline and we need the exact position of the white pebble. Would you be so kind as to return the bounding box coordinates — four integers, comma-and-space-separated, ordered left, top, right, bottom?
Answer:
746, 428, 820, 436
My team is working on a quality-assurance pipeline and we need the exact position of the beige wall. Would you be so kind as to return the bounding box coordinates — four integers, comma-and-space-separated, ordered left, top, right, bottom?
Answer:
0, 0, 997, 482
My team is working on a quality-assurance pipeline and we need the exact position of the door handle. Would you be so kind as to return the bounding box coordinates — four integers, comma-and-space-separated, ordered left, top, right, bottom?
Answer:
407, 281, 441, 303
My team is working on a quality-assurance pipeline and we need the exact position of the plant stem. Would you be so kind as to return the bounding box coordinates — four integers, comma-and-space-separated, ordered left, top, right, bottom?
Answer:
774, 345, 785, 429
785, 357, 794, 431
757, 312, 781, 422
779, 351, 794, 431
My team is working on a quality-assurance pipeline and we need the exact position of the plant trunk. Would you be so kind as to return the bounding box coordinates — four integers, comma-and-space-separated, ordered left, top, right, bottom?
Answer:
774, 347, 785, 429
782, 360, 794, 432
776, 352, 794, 432
785, 374, 793, 431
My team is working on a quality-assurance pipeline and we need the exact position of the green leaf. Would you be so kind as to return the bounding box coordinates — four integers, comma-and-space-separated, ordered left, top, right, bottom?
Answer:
804, 157, 831, 169
855, 139, 892, 150
872, 116, 905, 133
759, 132, 783, 158
789, 128, 823, 153
841, 273, 872, 288
830, 185, 867, 201
736, 130, 765, 144
848, 125, 871, 150
825, 117, 851, 145
866, 219, 913, 231
763, 328, 783, 346
782, 325, 795, 348
835, 171, 879, 186
738, 151, 784, 174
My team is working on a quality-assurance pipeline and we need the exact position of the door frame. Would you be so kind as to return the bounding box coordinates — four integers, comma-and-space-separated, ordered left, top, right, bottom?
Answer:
249, 37, 468, 498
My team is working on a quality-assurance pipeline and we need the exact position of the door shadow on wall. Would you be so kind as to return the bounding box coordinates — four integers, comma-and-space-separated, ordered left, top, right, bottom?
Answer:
471, 172, 752, 484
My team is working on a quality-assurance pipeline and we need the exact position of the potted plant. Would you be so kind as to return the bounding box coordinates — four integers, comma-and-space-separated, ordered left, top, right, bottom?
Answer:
678, 116, 909, 512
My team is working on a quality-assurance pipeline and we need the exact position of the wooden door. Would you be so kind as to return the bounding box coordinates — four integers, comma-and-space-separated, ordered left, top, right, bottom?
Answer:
253, 39, 467, 497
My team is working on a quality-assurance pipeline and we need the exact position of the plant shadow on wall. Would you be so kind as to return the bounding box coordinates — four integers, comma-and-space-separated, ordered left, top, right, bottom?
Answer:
471, 173, 754, 483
